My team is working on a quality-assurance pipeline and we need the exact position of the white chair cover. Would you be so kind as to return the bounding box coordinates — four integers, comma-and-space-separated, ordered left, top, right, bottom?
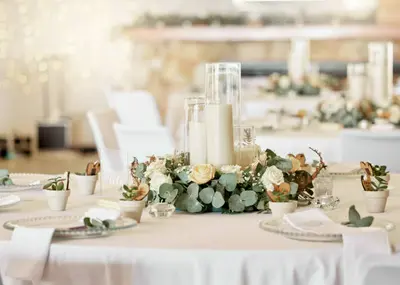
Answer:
113, 123, 175, 165
87, 110, 127, 185
106, 90, 161, 128
340, 130, 400, 172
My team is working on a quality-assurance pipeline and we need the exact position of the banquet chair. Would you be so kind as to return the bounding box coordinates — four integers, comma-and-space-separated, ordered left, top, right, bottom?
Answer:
87, 110, 126, 184
113, 123, 175, 166
106, 90, 162, 128
340, 130, 400, 172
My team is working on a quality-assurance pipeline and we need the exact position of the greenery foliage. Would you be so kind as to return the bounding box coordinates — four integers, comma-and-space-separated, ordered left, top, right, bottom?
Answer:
342, 205, 374, 228
132, 149, 325, 214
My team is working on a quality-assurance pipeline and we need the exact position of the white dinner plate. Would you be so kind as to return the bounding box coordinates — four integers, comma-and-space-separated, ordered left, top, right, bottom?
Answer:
0, 195, 21, 208
259, 217, 395, 242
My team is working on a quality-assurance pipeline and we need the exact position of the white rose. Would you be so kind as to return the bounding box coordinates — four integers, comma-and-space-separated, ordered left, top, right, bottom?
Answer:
261, 165, 284, 191
149, 172, 172, 193
220, 165, 243, 183
144, 159, 167, 178
220, 165, 241, 174
389, 105, 400, 124
278, 76, 291, 89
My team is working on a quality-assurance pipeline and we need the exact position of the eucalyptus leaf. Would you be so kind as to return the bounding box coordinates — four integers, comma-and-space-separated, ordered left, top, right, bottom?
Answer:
275, 158, 293, 172
211, 191, 225, 208
252, 185, 264, 192
228, 194, 245, 212
175, 193, 189, 211
219, 173, 237, 192
215, 183, 225, 194
265, 149, 277, 159
187, 183, 200, 198
148, 190, 156, 202
159, 183, 174, 199
240, 191, 258, 207
349, 205, 361, 224
289, 182, 299, 195
172, 183, 184, 194
135, 163, 147, 179
211, 180, 218, 187
165, 189, 178, 203
355, 216, 374, 227
256, 199, 266, 210
177, 171, 190, 184
186, 197, 203, 213
199, 187, 214, 204
123, 184, 129, 191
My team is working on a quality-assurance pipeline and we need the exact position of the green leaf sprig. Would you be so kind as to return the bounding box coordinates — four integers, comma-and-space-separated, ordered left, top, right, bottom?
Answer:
342, 205, 374, 228
43, 173, 70, 191
83, 217, 115, 229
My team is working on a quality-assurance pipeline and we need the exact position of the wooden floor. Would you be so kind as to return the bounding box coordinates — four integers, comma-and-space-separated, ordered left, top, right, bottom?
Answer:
0, 151, 99, 174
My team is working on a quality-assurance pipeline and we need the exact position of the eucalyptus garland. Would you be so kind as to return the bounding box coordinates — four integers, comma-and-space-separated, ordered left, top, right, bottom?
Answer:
130, 148, 326, 214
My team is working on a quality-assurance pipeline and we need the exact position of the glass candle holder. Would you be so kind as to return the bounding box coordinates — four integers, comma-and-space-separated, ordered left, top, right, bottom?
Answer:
347, 63, 367, 102
368, 42, 393, 108
184, 96, 207, 165
234, 125, 257, 168
205, 62, 241, 166
312, 169, 340, 210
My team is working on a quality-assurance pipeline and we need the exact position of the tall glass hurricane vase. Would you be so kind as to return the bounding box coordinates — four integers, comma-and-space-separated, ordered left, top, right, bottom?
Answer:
205, 63, 242, 166
184, 97, 207, 165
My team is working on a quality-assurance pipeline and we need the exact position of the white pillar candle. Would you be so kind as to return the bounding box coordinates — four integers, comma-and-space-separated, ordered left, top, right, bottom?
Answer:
189, 121, 207, 165
235, 146, 256, 168
205, 104, 234, 166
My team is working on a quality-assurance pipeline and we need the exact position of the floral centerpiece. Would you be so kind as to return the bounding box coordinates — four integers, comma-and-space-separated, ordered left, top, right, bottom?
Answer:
130, 148, 326, 214
316, 95, 377, 128
316, 95, 400, 128
260, 73, 341, 97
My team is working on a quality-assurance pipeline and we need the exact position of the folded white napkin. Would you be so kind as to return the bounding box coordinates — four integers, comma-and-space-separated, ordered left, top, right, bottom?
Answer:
5, 227, 55, 282
83, 207, 120, 221
283, 209, 391, 285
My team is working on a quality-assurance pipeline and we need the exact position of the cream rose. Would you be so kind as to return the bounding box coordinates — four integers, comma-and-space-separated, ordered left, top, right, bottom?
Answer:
189, 164, 216, 184
144, 159, 167, 178
261, 165, 284, 191
288, 156, 301, 172
149, 172, 172, 193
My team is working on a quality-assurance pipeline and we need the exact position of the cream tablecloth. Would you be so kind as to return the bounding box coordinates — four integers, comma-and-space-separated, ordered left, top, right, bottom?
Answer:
0, 170, 400, 285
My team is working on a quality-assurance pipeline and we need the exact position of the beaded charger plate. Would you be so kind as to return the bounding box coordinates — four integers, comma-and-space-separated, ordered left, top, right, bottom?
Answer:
0, 173, 54, 192
259, 217, 395, 242
3, 215, 137, 239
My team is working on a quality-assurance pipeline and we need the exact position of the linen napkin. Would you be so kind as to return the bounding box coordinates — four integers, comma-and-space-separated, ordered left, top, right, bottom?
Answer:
83, 207, 120, 221
283, 209, 392, 285
5, 227, 55, 283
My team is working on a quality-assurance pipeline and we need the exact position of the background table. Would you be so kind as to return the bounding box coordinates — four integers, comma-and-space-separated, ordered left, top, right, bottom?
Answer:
0, 169, 400, 285
256, 129, 341, 163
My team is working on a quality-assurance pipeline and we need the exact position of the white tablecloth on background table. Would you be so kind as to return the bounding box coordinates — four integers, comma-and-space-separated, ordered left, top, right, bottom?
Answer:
1, 170, 400, 285
256, 129, 341, 163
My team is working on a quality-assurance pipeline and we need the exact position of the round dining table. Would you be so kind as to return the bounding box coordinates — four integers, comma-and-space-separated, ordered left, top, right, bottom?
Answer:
0, 169, 400, 285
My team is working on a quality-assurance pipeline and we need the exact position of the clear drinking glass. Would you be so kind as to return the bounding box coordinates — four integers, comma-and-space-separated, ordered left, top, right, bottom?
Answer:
234, 125, 257, 168
204, 62, 242, 166
184, 96, 206, 165
312, 169, 340, 210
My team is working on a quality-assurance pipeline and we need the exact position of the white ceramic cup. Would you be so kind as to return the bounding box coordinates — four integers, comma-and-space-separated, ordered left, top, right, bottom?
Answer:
364, 190, 389, 213
119, 200, 146, 223
74, 174, 97, 196
44, 190, 70, 211
269, 201, 298, 218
